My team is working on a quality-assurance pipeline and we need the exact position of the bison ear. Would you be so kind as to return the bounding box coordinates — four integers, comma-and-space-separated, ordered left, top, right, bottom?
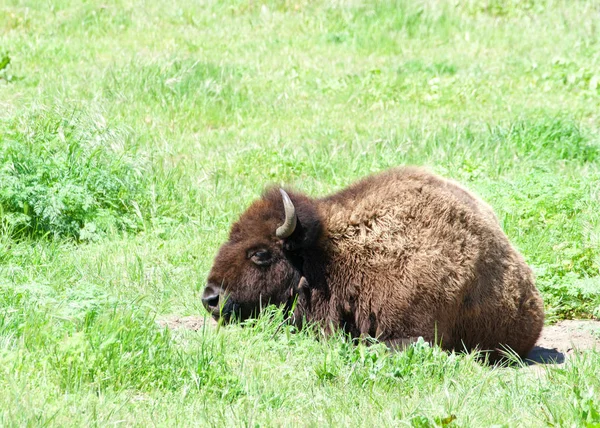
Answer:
275, 188, 321, 252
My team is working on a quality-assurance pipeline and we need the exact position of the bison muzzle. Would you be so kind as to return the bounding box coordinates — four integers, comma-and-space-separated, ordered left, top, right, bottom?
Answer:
203, 167, 544, 360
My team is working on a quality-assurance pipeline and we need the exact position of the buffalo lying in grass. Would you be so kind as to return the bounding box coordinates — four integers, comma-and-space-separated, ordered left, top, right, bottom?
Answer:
203, 167, 544, 360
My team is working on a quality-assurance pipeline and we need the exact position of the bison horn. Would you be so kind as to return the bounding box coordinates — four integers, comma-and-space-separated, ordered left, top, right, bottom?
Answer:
276, 188, 297, 238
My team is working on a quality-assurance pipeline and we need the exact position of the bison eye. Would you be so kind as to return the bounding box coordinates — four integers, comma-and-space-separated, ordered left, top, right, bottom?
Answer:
249, 249, 272, 266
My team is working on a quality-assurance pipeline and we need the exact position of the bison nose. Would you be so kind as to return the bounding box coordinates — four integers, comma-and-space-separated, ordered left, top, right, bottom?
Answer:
202, 294, 219, 309
202, 284, 223, 312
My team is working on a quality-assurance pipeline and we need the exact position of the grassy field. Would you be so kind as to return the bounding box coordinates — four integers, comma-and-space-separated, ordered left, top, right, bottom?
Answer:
1, 0, 600, 425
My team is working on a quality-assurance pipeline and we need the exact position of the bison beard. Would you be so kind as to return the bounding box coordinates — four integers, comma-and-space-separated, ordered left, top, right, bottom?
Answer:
203, 167, 545, 361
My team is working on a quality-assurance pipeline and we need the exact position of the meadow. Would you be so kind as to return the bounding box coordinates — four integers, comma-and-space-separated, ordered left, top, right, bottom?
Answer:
1, 0, 600, 425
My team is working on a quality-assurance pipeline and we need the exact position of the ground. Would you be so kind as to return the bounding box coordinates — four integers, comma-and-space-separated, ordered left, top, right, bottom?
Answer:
158, 316, 600, 362
157, 316, 600, 366
530, 320, 600, 364
1, 0, 600, 426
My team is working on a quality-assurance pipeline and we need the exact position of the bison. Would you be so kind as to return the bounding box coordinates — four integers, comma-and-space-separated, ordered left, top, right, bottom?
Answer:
202, 167, 544, 360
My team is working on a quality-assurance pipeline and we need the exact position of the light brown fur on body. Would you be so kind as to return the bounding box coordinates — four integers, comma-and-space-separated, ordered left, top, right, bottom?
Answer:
315, 168, 543, 357
203, 167, 544, 360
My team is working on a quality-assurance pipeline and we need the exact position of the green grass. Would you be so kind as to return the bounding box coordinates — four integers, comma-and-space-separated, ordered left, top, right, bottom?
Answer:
1, 0, 600, 425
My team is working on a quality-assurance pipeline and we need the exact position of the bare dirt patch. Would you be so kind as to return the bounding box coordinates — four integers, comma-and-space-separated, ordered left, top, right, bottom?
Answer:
157, 315, 217, 331
526, 319, 600, 365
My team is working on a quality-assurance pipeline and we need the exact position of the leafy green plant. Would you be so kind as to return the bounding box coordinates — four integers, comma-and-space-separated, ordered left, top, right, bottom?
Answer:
0, 108, 151, 240
0, 53, 10, 73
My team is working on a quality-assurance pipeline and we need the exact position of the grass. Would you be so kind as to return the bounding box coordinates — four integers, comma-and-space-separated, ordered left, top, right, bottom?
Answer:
1, 0, 600, 425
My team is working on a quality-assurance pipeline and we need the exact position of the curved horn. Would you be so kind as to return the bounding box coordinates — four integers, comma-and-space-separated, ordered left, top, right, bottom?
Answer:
276, 188, 297, 238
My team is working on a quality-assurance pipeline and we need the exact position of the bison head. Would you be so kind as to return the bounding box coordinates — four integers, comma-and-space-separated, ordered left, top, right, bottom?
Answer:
202, 188, 322, 322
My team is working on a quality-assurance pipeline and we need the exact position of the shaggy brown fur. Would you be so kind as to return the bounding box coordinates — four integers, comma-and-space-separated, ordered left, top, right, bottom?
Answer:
204, 167, 544, 360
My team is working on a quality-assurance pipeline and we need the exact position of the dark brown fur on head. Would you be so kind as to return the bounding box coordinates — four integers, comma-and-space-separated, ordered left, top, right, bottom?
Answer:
203, 167, 545, 361
204, 187, 322, 321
